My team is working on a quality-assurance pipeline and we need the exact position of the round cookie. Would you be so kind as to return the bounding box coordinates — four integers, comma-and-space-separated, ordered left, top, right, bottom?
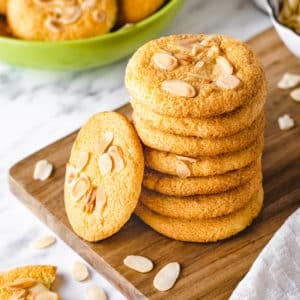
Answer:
143, 159, 261, 196
64, 112, 144, 242
0, 0, 7, 15
7, 0, 117, 41
135, 187, 263, 242
134, 112, 265, 157
117, 0, 165, 25
125, 34, 266, 118
141, 172, 262, 219
131, 80, 266, 138
144, 134, 264, 177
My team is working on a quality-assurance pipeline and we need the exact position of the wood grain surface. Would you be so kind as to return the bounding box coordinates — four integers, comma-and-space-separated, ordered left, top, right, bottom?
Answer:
9, 28, 300, 299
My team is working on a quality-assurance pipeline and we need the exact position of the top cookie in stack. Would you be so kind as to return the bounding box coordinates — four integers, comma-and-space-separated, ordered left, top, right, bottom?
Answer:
125, 33, 266, 243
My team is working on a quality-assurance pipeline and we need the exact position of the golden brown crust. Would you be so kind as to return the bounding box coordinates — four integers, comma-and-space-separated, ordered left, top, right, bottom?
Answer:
64, 112, 144, 242
7, 0, 117, 41
134, 112, 265, 157
144, 134, 264, 177
135, 187, 263, 242
141, 172, 262, 219
143, 159, 261, 196
117, 0, 165, 25
125, 34, 266, 118
131, 81, 266, 138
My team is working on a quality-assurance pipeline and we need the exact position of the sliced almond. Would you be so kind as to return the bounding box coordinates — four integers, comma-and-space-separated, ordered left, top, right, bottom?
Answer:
98, 153, 113, 175
215, 74, 240, 89
76, 151, 89, 172
80, 0, 96, 9
66, 164, 77, 186
107, 145, 125, 172
176, 155, 197, 163
200, 35, 217, 46
123, 255, 154, 273
96, 131, 114, 154
153, 53, 178, 70
175, 160, 191, 178
207, 45, 219, 58
277, 73, 300, 89
72, 261, 89, 281
29, 283, 49, 296
216, 56, 233, 75
153, 262, 180, 292
71, 174, 90, 202
86, 285, 107, 300
161, 80, 196, 98
94, 185, 107, 215
195, 60, 204, 68
93, 10, 106, 22
45, 17, 63, 33
59, 6, 82, 25
278, 114, 295, 130
290, 87, 300, 102
175, 38, 200, 51
6, 278, 36, 289
33, 159, 53, 181
32, 235, 56, 249
8, 289, 27, 300
35, 291, 59, 300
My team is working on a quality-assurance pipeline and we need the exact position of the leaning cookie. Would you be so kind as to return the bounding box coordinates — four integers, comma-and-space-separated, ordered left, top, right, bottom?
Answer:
131, 80, 266, 138
126, 34, 266, 118
7, 0, 117, 41
144, 134, 264, 177
135, 187, 263, 242
141, 172, 262, 219
134, 112, 264, 157
143, 159, 261, 196
64, 112, 144, 242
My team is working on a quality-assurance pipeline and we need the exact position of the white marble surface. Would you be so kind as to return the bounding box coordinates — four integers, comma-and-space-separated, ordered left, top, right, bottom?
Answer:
0, 1, 271, 299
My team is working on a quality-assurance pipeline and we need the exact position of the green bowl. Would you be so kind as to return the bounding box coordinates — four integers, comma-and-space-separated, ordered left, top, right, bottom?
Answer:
0, 0, 183, 70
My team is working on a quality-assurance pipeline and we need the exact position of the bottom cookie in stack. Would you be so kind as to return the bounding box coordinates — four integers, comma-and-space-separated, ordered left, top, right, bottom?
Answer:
135, 187, 263, 243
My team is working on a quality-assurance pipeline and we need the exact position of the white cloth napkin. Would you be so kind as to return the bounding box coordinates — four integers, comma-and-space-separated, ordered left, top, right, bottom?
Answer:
230, 208, 300, 300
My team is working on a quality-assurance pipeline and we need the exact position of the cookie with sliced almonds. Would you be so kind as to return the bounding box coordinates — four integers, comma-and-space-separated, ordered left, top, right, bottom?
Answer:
64, 112, 144, 242
126, 33, 266, 118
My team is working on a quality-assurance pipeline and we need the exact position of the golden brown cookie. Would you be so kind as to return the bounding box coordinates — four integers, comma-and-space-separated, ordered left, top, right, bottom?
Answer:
7, 0, 117, 41
134, 112, 265, 157
117, 0, 165, 25
64, 112, 144, 242
135, 187, 263, 242
125, 34, 266, 118
141, 172, 262, 219
144, 134, 264, 177
143, 159, 261, 196
131, 80, 266, 138
0, 265, 58, 300
0, 0, 7, 15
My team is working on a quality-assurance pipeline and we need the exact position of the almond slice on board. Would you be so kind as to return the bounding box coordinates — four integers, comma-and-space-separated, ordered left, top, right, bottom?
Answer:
71, 174, 90, 202
96, 131, 114, 154
107, 145, 125, 172
98, 153, 113, 175
277, 73, 300, 89
153, 53, 178, 70
161, 80, 197, 97
72, 261, 89, 281
32, 236, 56, 249
153, 262, 180, 292
278, 114, 295, 130
86, 285, 107, 300
33, 159, 53, 181
76, 151, 89, 172
290, 88, 300, 102
175, 160, 191, 178
216, 74, 240, 89
123, 255, 154, 273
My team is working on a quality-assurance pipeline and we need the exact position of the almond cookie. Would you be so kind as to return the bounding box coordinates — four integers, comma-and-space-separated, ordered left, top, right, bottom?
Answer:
144, 134, 264, 177
7, 0, 117, 41
135, 187, 263, 242
0, 265, 59, 300
117, 0, 165, 25
64, 112, 144, 242
134, 112, 265, 157
141, 172, 262, 219
131, 80, 266, 138
0, 0, 7, 15
125, 34, 266, 118
143, 159, 261, 196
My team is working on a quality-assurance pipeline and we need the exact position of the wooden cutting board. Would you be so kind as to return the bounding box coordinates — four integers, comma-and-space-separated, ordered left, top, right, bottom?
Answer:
9, 28, 300, 300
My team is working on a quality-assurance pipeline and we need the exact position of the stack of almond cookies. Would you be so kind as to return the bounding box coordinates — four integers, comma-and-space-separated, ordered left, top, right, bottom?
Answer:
125, 34, 267, 242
